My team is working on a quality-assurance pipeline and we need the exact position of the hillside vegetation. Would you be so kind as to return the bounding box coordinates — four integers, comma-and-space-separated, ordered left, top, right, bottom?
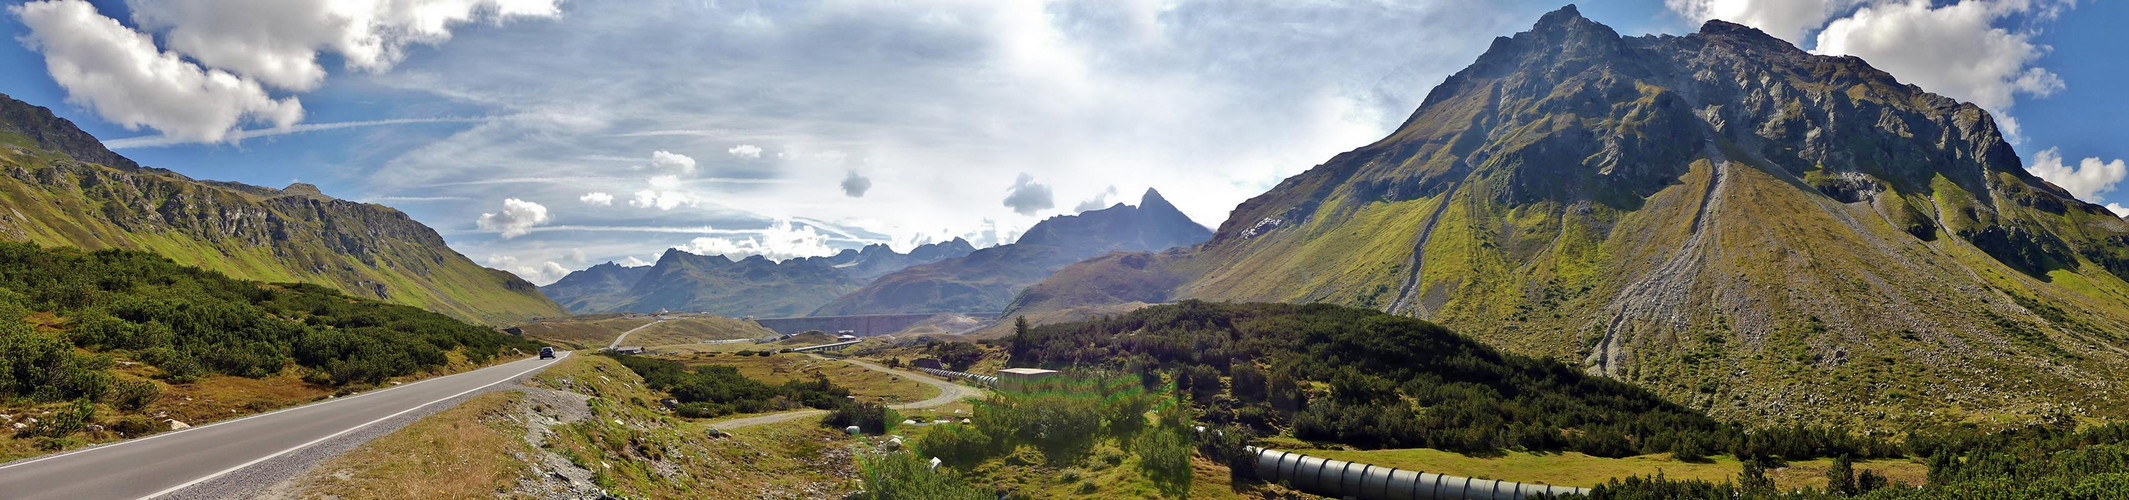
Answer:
0, 241, 538, 455
0, 93, 563, 325
1012, 301, 1891, 463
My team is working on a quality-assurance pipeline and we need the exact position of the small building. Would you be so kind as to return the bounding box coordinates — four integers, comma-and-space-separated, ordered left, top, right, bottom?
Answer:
998, 368, 1060, 392
612, 346, 645, 355
837, 334, 859, 342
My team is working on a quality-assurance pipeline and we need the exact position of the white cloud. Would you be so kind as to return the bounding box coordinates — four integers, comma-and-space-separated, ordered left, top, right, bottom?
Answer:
486, 254, 570, 285
474, 197, 551, 238
579, 191, 613, 205
127, 0, 564, 92
677, 220, 838, 262
1665, 0, 1856, 43
2028, 148, 2128, 201
10, 0, 303, 143
2106, 204, 2129, 218
1812, 0, 2064, 140
841, 171, 872, 198
361, 1, 1524, 264
1074, 185, 1120, 213
567, 248, 587, 263
727, 144, 763, 158
629, 175, 694, 210
649, 150, 697, 175
619, 256, 652, 267
1002, 173, 1055, 216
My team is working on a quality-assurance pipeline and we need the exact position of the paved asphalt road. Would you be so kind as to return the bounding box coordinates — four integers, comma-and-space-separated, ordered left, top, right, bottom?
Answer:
0, 352, 567, 500
708, 355, 985, 430
608, 319, 663, 350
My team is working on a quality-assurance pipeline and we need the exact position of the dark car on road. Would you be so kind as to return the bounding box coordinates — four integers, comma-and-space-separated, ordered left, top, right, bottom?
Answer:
539, 347, 556, 359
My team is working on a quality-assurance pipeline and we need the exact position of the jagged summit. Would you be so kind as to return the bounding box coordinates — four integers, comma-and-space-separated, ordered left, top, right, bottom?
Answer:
1139, 187, 1176, 212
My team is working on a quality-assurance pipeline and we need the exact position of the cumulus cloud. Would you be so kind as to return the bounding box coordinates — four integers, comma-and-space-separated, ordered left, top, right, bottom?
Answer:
474, 198, 551, 238
2028, 148, 2128, 201
2106, 204, 2129, 218
1812, 0, 2065, 140
127, 0, 564, 92
727, 144, 763, 158
1665, 0, 1856, 43
619, 256, 653, 267
486, 254, 570, 285
841, 171, 872, 198
649, 150, 697, 175
1002, 173, 1054, 216
630, 175, 694, 210
677, 220, 837, 261
10, 0, 303, 143
579, 191, 613, 205
349, 1, 1535, 264
1074, 185, 1120, 213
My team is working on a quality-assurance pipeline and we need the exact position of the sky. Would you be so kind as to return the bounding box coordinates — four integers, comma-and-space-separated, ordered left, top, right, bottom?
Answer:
1, 0, 2122, 285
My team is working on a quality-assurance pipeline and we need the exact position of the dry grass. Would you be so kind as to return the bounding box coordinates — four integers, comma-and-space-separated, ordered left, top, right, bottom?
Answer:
627, 316, 777, 347
512, 314, 658, 350
277, 391, 529, 499
667, 352, 939, 405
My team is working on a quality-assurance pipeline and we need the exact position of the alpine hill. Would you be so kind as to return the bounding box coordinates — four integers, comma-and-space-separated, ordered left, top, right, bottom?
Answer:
1011, 5, 2129, 429
0, 93, 563, 325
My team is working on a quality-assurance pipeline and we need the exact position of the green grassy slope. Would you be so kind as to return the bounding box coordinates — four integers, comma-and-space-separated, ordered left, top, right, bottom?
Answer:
0, 96, 564, 325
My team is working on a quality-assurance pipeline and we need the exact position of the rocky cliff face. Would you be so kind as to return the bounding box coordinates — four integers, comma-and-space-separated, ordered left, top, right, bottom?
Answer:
0, 93, 564, 325
1016, 6, 2129, 428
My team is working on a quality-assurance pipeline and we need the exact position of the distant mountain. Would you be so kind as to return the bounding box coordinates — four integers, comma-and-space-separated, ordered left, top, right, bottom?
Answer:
1011, 6, 2129, 428
817, 238, 979, 282
541, 238, 976, 317
811, 188, 1211, 316
0, 93, 564, 325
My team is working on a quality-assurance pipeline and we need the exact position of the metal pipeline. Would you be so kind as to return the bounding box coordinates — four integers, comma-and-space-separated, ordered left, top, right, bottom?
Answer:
1247, 446, 1588, 499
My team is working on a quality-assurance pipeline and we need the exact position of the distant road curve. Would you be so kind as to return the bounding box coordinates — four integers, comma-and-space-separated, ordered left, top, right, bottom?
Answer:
0, 353, 568, 500
708, 355, 984, 430
609, 319, 665, 350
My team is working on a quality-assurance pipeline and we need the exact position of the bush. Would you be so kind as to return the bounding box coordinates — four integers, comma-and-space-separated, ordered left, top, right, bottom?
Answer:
110, 379, 161, 412
853, 450, 989, 500
918, 423, 997, 468
823, 402, 895, 434
1136, 428, 1193, 499
20, 398, 96, 438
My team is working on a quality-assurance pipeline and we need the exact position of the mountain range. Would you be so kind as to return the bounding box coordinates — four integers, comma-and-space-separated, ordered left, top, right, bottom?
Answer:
1011, 6, 2129, 428
540, 238, 976, 317
0, 93, 564, 325
542, 188, 1211, 318
810, 188, 1211, 316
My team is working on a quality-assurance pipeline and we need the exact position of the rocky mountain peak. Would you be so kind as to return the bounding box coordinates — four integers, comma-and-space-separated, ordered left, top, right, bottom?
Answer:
1139, 188, 1176, 213
0, 93, 140, 170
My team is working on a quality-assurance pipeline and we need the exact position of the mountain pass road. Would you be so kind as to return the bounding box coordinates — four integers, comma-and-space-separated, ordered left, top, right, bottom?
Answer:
0, 352, 568, 500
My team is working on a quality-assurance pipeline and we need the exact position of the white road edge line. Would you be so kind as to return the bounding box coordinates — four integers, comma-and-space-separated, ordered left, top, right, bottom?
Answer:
0, 353, 530, 472
135, 352, 567, 500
